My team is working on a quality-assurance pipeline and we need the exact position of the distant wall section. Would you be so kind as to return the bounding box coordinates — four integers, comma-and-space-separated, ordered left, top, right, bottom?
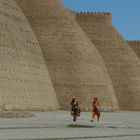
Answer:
76, 12, 140, 111
127, 40, 140, 59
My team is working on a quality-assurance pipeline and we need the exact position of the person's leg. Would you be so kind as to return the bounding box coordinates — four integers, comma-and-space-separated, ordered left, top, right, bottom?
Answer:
78, 107, 81, 116
97, 112, 100, 122
91, 112, 95, 122
73, 110, 77, 121
73, 114, 77, 121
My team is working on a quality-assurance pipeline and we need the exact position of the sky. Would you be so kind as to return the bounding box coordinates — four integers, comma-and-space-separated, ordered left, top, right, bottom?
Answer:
62, 0, 140, 40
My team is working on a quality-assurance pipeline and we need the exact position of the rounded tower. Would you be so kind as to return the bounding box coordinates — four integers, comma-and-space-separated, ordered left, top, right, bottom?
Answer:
16, 0, 119, 111
0, 0, 59, 111
76, 12, 140, 110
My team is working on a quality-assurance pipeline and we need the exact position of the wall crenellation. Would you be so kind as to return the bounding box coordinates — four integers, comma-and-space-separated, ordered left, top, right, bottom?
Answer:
76, 11, 111, 16
76, 11, 112, 23
127, 40, 140, 43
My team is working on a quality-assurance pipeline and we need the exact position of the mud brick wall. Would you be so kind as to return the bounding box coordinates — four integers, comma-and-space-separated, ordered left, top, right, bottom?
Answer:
0, 0, 59, 111
16, 0, 119, 111
76, 12, 140, 110
127, 40, 140, 59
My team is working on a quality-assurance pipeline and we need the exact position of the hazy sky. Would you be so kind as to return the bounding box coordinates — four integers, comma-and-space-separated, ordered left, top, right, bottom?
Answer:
62, 0, 140, 40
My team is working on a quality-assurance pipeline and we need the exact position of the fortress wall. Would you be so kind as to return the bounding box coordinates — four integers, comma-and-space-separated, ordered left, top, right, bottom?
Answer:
0, 0, 59, 111
76, 12, 112, 23
16, 0, 119, 111
76, 12, 140, 110
127, 40, 140, 59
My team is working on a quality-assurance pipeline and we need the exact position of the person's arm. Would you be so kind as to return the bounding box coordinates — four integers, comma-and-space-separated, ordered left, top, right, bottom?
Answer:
96, 100, 100, 108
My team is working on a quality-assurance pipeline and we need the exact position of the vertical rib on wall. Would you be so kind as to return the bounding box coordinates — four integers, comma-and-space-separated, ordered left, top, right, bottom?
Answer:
76, 12, 140, 110
0, 0, 59, 111
16, 0, 119, 111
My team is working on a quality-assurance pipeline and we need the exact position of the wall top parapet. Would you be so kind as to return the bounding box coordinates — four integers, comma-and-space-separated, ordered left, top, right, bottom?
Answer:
76, 11, 111, 16
127, 40, 140, 43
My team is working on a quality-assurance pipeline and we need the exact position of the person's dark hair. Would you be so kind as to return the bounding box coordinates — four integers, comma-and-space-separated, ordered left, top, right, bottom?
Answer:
70, 97, 76, 105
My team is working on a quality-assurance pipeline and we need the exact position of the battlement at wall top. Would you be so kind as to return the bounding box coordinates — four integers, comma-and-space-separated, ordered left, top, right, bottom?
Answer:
127, 40, 140, 43
76, 11, 111, 16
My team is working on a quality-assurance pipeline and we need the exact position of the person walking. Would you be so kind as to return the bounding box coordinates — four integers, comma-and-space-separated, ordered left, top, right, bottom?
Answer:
70, 97, 81, 121
90, 97, 101, 122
